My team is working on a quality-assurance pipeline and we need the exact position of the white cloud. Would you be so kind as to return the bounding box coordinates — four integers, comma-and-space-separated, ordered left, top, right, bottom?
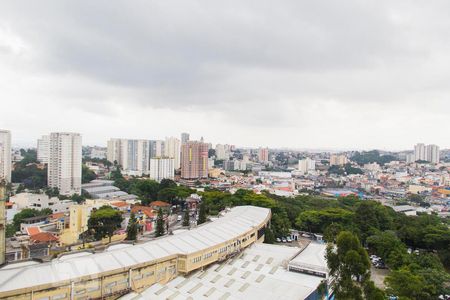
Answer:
0, 0, 449, 149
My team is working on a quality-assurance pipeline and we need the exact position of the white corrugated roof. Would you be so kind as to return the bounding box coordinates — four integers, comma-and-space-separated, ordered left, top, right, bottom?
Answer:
123, 243, 324, 300
0, 206, 270, 294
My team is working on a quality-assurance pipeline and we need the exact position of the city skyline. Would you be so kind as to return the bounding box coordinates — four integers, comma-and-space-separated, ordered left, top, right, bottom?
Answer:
1, 1, 450, 150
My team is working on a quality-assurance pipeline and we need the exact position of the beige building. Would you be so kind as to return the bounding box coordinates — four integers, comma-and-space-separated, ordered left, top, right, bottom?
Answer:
330, 154, 348, 166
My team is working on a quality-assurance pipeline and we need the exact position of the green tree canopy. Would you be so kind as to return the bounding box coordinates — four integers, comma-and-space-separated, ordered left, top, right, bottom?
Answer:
88, 206, 123, 242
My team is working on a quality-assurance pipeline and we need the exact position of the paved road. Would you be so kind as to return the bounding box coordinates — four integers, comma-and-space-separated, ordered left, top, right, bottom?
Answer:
371, 266, 390, 289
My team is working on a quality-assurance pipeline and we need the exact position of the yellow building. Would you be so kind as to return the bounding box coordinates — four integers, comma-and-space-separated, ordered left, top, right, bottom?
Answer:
0, 206, 271, 299
60, 200, 112, 245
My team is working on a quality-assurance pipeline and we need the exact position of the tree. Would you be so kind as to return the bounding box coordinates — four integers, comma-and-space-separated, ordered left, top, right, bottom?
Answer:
326, 231, 371, 300
264, 227, 275, 244
197, 201, 207, 225
385, 268, 429, 300
366, 231, 408, 269
182, 209, 190, 227
82, 164, 97, 183
126, 212, 138, 241
155, 208, 165, 237
159, 178, 177, 190
88, 206, 123, 243
12, 208, 52, 233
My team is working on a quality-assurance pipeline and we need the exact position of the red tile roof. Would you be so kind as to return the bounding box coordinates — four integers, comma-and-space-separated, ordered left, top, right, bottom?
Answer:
150, 201, 170, 207
26, 227, 41, 236
111, 201, 129, 208
30, 232, 58, 243
131, 206, 154, 218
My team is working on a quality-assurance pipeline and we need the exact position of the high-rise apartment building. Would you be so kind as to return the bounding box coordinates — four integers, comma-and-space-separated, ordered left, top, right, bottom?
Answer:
258, 147, 269, 163
149, 140, 165, 158
181, 133, 190, 144
298, 158, 316, 174
413, 143, 440, 163
181, 141, 208, 179
37, 135, 50, 164
150, 158, 175, 182
0, 130, 12, 183
330, 154, 348, 166
215, 144, 228, 160
107, 139, 151, 175
426, 144, 440, 164
48, 132, 82, 195
414, 143, 426, 161
164, 137, 181, 169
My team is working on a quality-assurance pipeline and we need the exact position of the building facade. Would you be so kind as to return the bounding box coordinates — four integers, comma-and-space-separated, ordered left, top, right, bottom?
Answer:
37, 135, 50, 164
164, 137, 181, 169
181, 141, 209, 179
258, 147, 269, 163
107, 139, 151, 175
330, 154, 348, 166
48, 132, 82, 195
150, 158, 175, 182
181, 132, 190, 144
0, 130, 11, 183
298, 158, 316, 174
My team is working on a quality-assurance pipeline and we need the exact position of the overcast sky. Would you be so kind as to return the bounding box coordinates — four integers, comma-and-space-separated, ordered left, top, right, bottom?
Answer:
0, 1, 449, 150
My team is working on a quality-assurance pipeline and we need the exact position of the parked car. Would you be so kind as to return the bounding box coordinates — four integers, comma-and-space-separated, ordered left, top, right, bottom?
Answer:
286, 237, 292, 242
301, 233, 311, 238
276, 238, 281, 243
281, 237, 287, 243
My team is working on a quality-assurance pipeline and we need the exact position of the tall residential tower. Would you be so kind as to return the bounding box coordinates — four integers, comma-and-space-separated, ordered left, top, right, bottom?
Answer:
48, 132, 82, 195
181, 141, 208, 179
0, 130, 11, 183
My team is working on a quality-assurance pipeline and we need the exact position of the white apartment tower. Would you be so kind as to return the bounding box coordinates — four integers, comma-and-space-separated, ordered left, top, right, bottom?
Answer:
0, 130, 12, 183
298, 158, 316, 174
413, 143, 440, 163
37, 135, 50, 164
426, 144, 440, 164
150, 158, 175, 182
48, 132, 82, 195
107, 139, 151, 175
215, 144, 228, 160
164, 137, 181, 169
414, 143, 426, 161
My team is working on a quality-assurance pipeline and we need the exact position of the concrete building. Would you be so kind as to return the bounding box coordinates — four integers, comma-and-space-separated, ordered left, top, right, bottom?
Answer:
0, 130, 11, 183
298, 158, 316, 174
426, 144, 440, 164
150, 158, 175, 182
215, 144, 229, 160
9, 193, 75, 213
149, 140, 165, 158
181, 132, 190, 144
36, 135, 50, 164
258, 147, 269, 163
48, 132, 82, 195
330, 154, 348, 166
107, 139, 151, 175
414, 143, 426, 161
164, 137, 181, 169
181, 141, 209, 179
